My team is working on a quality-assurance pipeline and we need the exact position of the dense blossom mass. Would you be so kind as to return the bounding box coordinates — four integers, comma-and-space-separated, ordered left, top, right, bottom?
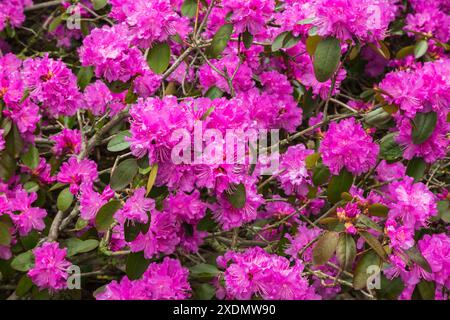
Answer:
0, 0, 448, 301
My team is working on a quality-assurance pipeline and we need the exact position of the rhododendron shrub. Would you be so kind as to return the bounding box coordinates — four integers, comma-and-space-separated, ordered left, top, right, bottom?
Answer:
0, 0, 448, 301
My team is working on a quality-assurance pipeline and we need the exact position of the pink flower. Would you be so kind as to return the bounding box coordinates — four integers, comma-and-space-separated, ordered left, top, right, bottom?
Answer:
376, 160, 406, 183
51, 128, 82, 157
57, 157, 98, 194
320, 117, 379, 175
79, 183, 114, 221
96, 257, 191, 300
164, 190, 206, 224
385, 219, 415, 250
8, 188, 47, 236
418, 233, 450, 288
213, 177, 264, 230
222, 0, 275, 35
276, 144, 313, 196
133, 70, 162, 98
386, 176, 437, 230
129, 210, 179, 259
114, 187, 155, 224
109, 0, 191, 47
0, 0, 32, 31
28, 242, 71, 291
218, 247, 320, 300
21, 157, 54, 184
79, 24, 147, 82
22, 54, 82, 117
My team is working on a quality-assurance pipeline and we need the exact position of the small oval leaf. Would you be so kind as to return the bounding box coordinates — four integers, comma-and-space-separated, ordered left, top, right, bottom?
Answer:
312, 231, 339, 266
313, 37, 341, 82
110, 158, 138, 191
147, 42, 171, 74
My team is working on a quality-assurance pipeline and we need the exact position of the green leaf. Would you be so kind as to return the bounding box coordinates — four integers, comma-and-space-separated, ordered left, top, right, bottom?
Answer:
193, 283, 216, 300
126, 251, 151, 280
92, 0, 108, 11
305, 153, 320, 170
57, 187, 74, 212
359, 231, 388, 261
356, 215, 383, 233
415, 280, 435, 300
376, 275, 404, 300
190, 263, 220, 279
95, 200, 122, 232
11, 251, 34, 272
242, 30, 253, 49
282, 32, 301, 49
312, 231, 339, 266
77, 66, 94, 90
107, 131, 131, 152
110, 158, 138, 191
406, 157, 427, 181
181, 0, 197, 17
367, 204, 389, 217
327, 169, 353, 203
124, 220, 142, 242
0, 152, 16, 182
411, 111, 437, 145
437, 200, 450, 223
313, 37, 341, 82
414, 39, 428, 59
353, 250, 381, 290
272, 31, 289, 52
107, 80, 131, 93
75, 217, 89, 231
65, 238, 99, 257
21, 145, 39, 170
147, 42, 171, 74
207, 24, 233, 58
205, 86, 223, 99
16, 275, 33, 297
379, 133, 403, 161
306, 35, 321, 56
404, 245, 432, 273
23, 181, 39, 193
312, 163, 330, 186
6, 123, 24, 158
364, 107, 392, 129
226, 183, 246, 209
336, 233, 356, 271
0, 221, 11, 246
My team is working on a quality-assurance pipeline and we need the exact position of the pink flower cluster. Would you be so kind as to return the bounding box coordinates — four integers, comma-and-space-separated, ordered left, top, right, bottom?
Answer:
217, 247, 320, 300
96, 257, 191, 300
319, 118, 379, 175
28, 242, 71, 291
0, 0, 32, 32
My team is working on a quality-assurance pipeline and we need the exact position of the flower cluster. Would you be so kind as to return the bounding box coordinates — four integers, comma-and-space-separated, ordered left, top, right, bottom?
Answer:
96, 257, 191, 300
217, 247, 320, 300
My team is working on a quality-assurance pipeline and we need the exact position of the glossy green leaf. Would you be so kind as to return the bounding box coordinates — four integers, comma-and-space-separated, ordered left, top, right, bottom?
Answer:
110, 158, 138, 191
206, 24, 233, 58
327, 169, 353, 203
107, 131, 131, 152
11, 251, 34, 272
190, 263, 220, 279
147, 42, 171, 74
336, 233, 356, 271
359, 231, 388, 261
312, 163, 330, 186
57, 187, 74, 212
92, 0, 108, 11
313, 37, 341, 82
0, 221, 11, 246
312, 231, 339, 266
77, 66, 94, 90
21, 145, 39, 170
411, 111, 437, 145
405, 245, 432, 273
414, 40, 428, 59
379, 133, 403, 161
226, 183, 246, 209
181, 0, 197, 17
95, 200, 122, 232
406, 157, 427, 181
126, 251, 151, 280
368, 204, 389, 217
